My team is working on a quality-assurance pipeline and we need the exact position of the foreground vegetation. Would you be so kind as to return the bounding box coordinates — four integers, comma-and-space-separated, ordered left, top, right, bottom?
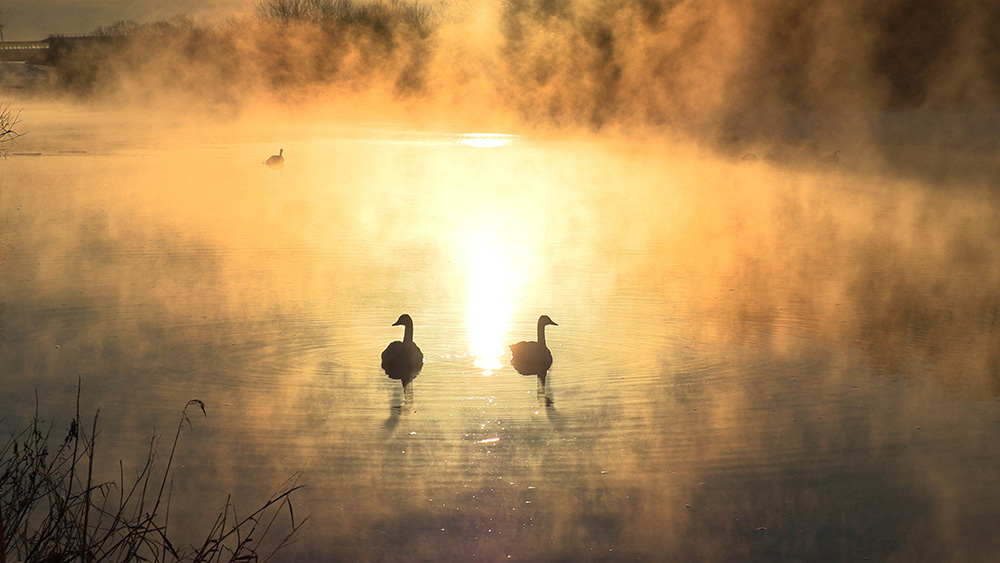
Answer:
0, 395, 304, 562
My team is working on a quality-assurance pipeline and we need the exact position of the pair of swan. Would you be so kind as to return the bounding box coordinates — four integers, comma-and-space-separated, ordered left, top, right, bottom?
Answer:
381, 314, 558, 405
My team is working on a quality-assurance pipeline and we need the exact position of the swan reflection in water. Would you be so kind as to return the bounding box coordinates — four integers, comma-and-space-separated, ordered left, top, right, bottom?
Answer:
381, 314, 423, 411
510, 315, 558, 407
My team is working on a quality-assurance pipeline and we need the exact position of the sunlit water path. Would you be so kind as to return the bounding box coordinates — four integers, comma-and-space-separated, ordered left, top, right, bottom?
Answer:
2, 106, 1000, 560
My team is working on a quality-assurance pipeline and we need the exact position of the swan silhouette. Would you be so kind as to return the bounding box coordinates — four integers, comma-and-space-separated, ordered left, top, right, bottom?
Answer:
381, 314, 423, 400
264, 148, 284, 169
820, 149, 840, 167
510, 315, 558, 406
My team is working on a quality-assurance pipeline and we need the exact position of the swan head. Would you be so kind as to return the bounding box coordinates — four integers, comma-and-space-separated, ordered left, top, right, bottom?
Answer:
279, 148, 283, 157
392, 314, 414, 327
538, 315, 557, 327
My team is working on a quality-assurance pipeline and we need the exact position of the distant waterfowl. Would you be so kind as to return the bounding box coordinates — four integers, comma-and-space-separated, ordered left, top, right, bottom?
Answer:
740, 153, 758, 162
381, 314, 423, 396
820, 149, 840, 167
972, 141, 998, 155
264, 148, 284, 168
510, 315, 558, 406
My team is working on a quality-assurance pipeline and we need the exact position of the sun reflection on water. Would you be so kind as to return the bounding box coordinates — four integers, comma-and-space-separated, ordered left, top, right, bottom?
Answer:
456, 133, 516, 149
465, 241, 515, 374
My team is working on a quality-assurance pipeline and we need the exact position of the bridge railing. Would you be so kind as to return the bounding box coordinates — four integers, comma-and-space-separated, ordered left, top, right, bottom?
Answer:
0, 41, 50, 51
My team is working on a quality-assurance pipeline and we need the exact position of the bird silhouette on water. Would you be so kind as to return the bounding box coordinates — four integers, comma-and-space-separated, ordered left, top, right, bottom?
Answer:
510, 315, 558, 407
381, 314, 423, 407
820, 149, 840, 167
264, 148, 284, 169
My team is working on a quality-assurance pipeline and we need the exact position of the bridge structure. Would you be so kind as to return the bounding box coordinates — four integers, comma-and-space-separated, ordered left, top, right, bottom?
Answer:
0, 36, 114, 66
0, 40, 51, 64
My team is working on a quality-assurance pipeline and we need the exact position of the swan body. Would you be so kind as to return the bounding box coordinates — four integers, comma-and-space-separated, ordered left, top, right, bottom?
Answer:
510, 315, 557, 405
510, 340, 553, 376
381, 314, 423, 388
264, 148, 284, 168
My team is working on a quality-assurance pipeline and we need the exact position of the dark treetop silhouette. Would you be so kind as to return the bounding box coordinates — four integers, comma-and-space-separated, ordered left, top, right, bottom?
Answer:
264, 148, 284, 169
381, 314, 423, 396
510, 315, 558, 407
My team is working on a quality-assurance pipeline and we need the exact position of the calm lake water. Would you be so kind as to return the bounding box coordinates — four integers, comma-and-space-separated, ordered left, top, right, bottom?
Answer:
2, 104, 1000, 561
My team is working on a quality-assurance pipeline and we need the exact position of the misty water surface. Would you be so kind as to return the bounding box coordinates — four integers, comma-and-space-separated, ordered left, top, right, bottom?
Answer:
2, 105, 1000, 561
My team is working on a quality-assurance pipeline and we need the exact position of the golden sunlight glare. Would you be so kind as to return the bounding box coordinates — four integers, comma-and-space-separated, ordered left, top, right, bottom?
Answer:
456, 133, 516, 149
465, 240, 515, 374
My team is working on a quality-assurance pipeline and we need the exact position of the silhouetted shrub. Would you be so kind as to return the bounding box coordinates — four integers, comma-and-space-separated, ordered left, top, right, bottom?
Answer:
1, 395, 305, 562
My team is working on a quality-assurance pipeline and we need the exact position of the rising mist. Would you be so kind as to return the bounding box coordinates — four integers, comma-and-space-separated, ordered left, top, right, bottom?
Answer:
10, 1, 999, 158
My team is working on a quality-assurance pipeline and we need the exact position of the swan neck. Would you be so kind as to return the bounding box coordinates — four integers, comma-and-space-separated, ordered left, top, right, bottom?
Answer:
403, 321, 414, 344
536, 321, 546, 346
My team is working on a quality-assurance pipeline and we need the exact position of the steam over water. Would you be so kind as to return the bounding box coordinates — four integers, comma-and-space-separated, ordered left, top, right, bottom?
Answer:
2, 104, 1000, 560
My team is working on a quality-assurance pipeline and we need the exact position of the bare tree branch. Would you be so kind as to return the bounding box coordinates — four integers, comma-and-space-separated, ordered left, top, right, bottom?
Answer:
0, 102, 23, 159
